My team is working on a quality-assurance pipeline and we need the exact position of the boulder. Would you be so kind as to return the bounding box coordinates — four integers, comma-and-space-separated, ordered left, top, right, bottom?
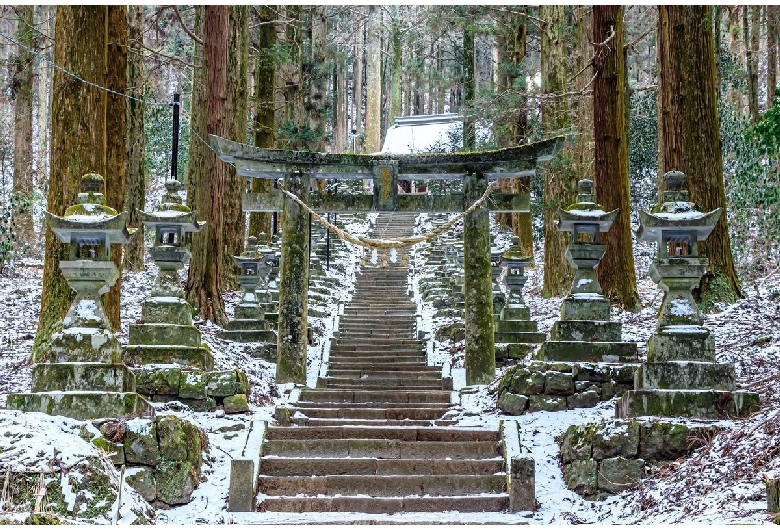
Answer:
497, 392, 529, 416
598, 457, 645, 494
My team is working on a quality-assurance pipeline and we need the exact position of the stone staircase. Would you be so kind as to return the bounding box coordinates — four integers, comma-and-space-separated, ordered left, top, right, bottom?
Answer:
255, 213, 533, 517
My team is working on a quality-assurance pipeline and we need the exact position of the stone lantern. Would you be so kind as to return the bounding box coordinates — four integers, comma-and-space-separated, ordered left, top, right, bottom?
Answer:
490, 245, 505, 319
537, 179, 637, 363
124, 179, 214, 371
617, 171, 759, 419
494, 236, 545, 359
8, 173, 153, 420
219, 236, 278, 347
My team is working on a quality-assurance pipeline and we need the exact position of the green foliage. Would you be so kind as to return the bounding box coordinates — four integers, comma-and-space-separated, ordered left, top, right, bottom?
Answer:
627, 90, 658, 216
145, 86, 191, 183
0, 191, 34, 273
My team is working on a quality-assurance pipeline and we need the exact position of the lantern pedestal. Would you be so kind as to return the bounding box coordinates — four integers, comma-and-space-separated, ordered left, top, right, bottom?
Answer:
618, 171, 759, 419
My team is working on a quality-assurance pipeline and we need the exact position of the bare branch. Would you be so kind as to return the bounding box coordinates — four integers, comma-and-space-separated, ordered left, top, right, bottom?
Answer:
172, 5, 203, 45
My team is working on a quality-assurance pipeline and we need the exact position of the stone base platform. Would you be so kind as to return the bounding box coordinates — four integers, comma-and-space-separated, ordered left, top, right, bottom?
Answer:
537, 341, 638, 363
31, 363, 135, 393
123, 345, 214, 371
7, 391, 154, 420
217, 329, 277, 343
635, 362, 735, 391
616, 389, 760, 419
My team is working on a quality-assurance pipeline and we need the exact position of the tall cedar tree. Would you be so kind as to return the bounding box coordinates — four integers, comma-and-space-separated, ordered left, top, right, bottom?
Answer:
185, 6, 248, 326
248, 6, 276, 239
658, 6, 743, 305
592, 6, 640, 311
11, 5, 34, 243
541, 5, 576, 298
32, 6, 127, 360
364, 5, 382, 153
123, 5, 147, 271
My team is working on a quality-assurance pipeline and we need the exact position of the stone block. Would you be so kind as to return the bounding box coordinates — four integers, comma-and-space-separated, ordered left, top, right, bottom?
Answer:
156, 415, 189, 462
560, 424, 593, 464
31, 363, 132, 393
509, 456, 535, 512
228, 459, 255, 512
125, 419, 161, 466
126, 467, 156, 502
6, 391, 153, 421
592, 420, 640, 460
129, 323, 201, 347
539, 341, 638, 363
568, 390, 600, 409
560, 295, 610, 322
497, 392, 529, 416
142, 297, 193, 325
91, 435, 125, 465
551, 320, 622, 342
234, 305, 264, 321
509, 369, 545, 395
124, 345, 214, 371
528, 395, 567, 413
494, 331, 547, 344
545, 372, 575, 395
235, 370, 250, 395
495, 319, 539, 334
207, 371, 237, 397
635, 362, 735, 391
154, 460, 198, 506
638, 421, 690, 461
179, 370, 207, 399
617, 389, 761, 420
51, 329, 121, 364
224, 393, 250, 414
218, 329, 277, 343
598, 457, 645, 494
563, 459, 597, 496
134, 367, 181, 395
506, 343, 536, 359
501, 305, 530, 321
647, 332, 715, 363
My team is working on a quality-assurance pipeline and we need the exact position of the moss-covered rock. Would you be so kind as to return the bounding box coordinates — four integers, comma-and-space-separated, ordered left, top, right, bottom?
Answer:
124, 419, 160, 466
528, 395, 567, 413
545, 371, 575, 395
592, 420, 640, 460
568, 390, 600, 409
598, 457, 645, 494
156, 415, 188, 462
560, 424, 595, 464
638, 421, 690, 461
206, 371, 237, 398
235, 370, 249, 395
90, 434, 125, 465
497, 392, 529, 416
178, 370, 207, 399
24, 513, 63, 525
224, 393, 249, 414
134, 367, 181, 396
126, 467, 156, 502
509, 369, 545, 395
154, 460, 198, 506
563, 459, 597, 496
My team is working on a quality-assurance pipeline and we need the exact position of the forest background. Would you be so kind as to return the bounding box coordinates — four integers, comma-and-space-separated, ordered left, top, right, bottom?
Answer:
0, 6, 777, 355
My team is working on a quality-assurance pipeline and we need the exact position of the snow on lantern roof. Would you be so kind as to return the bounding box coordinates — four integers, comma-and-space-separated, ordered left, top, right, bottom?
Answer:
137, 179, 205, 233
45, 173, 132, 245
557, 179, 618, 233
636, 171, 721, 242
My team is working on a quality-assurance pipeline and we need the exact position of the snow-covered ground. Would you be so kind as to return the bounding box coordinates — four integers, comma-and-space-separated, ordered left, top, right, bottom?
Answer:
1, 210, 779, 525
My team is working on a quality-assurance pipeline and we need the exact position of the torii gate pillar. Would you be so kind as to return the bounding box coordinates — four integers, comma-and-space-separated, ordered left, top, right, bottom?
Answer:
276, 171, 310, 384
463, 171, 495, 385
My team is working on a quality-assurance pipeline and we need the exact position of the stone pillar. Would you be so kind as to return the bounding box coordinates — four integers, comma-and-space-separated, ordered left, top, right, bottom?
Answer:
372, 160, 398, 211
276, 172, 310, 384
463, 171, 495, 385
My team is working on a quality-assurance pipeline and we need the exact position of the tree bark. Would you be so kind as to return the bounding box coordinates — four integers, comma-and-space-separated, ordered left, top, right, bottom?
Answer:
768, 6, 778, 104
657, 5, 743, 306
249, 5, 276, 239
34, 6, 52, 190
352, 12, 364, 145
592, 5, 640, 311
364, 5, 382, 153
123, 5, 146, 271
186, 5, 247, 326
11, 5, 34, 244
540, 5, 575, 298
33, 6, 127, 360
748, 6, 760, 120
462, 9, 476, 152
389, 6, 402, 122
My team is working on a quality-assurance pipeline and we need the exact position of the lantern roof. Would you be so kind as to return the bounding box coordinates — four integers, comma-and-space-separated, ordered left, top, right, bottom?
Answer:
137, 180, 205, 233
557, 179, 618, 233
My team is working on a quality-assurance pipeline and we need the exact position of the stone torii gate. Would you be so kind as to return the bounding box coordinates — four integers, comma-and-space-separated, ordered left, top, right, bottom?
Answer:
211, 135, 563, 387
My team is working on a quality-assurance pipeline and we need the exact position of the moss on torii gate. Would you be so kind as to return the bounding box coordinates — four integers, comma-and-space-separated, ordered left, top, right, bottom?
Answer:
210, 134, 563, 386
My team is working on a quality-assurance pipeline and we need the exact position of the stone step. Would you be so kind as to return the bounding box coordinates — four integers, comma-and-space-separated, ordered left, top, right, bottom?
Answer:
258, 474, 506, 497
329, 344, 424, 353
217, 329, 276, 343
222, 318, 272, 331
293, 406, 450, 421
322, 362, 432, 371
265, 426, 501, 442
324, 382, 444, 391
259, 457, 502, 476
291, 418, 458, 427
325, 369, 440, 379
262, 439, 502, 459
327, 356, 427, 365
333, 332, 415, 340
123, 345, 214, 371
298, 389, 452, 404
256, 494, 510, 514
331, 339, 422, 347
328, 348, 425, 356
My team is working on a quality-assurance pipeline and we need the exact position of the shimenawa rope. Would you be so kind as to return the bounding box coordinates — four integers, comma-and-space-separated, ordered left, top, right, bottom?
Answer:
278, 180, 500, 251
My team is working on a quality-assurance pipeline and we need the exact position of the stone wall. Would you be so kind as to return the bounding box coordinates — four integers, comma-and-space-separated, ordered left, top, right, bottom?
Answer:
84, 415, 209, 508
496, 361, 636, 415
558, 419, 719, 498
132, 367, 250, 414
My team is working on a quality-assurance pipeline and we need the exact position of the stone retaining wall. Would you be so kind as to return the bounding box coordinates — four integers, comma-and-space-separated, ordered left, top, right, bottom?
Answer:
132, 367, 250, 414
557, 419, 719, 498
497, 362, 636, 415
